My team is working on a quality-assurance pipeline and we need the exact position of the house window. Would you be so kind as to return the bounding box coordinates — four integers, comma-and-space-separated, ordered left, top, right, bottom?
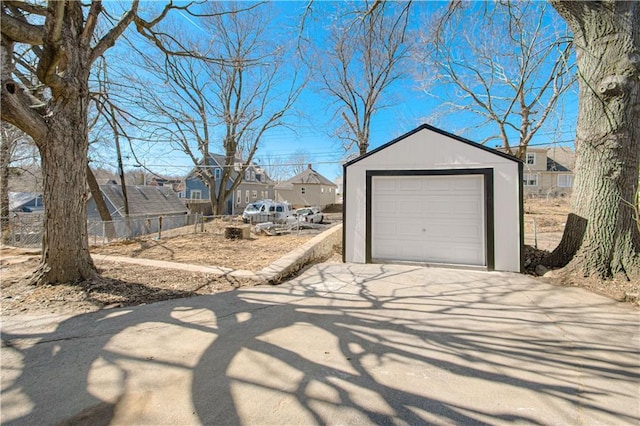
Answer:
214, 168, 221, 179
321, 187, 324, 193
245, 170, 251, 181
301, 187, 306, 194
558, 174, 573, 188
523, 173, 538, 186
251, 171, 255, 181
245, 190, 250, 203
526, 153, 536, 165
329, 188, 332, 193
191, 190, 202, 199
236, 190, 241, 205
252, 190, 258, 199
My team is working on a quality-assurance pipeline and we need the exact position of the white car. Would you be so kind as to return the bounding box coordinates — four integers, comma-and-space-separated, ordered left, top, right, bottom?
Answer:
295, 207, 323, 224
242, 200, 293, 224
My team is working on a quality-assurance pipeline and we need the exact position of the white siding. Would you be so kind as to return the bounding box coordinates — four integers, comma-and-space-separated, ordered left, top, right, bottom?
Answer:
345, 127, 521, 273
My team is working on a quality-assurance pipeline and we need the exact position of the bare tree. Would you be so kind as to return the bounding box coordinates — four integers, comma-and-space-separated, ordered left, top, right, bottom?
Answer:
418, 1, 575, 159
1, 1, 211, 285
131, 2, 304, 215
544, 1, 639, 280
316, 1, 411, 156
259, 149, 311, 182
1, 122, 32, 236
288, 149, 311, 176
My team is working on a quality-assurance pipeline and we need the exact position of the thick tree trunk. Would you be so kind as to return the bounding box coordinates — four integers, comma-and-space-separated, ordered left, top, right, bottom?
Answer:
32, 100, 97, 284
546, 1, 640, 279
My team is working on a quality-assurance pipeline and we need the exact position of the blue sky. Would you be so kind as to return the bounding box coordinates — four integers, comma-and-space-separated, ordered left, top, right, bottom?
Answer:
95, 1, 578, 183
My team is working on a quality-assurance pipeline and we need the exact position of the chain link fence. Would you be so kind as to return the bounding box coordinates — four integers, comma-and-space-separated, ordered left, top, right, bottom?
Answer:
87, 214, 201, 245
1, 213, 44, 248
2, 213, 205, 248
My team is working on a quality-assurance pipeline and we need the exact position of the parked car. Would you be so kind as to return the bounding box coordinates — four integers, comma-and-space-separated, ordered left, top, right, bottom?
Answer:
242, 200, 293, 224
295, 207, 323, 224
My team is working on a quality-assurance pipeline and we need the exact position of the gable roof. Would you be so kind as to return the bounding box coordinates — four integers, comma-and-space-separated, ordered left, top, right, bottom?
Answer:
547, 147, 575, 172
345, 123, 522, 168
546, 157, 571, 172
99, 184, 188, 217
275, 165, 337, 188
8, 192, 42, 211
185, 154, 274, 185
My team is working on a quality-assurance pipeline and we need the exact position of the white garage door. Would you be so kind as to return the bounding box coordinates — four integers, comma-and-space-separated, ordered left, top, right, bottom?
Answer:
372, 174, 486, 266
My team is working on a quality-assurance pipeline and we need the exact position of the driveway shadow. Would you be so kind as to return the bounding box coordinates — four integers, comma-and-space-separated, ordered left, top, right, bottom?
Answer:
2, 263, 639, 425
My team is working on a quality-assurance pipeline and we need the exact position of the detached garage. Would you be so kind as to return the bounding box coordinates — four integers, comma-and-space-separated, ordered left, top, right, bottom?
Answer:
343, 124, 523, 273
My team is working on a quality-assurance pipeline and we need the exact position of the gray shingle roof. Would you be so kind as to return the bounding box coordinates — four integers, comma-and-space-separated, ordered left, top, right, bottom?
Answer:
100, 185, 188, 217
8, 192, 42, 211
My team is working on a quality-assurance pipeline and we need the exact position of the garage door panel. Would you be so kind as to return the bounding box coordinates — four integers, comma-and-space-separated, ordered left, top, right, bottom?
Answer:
372, 175, 486, 267
397, 178, 422, 191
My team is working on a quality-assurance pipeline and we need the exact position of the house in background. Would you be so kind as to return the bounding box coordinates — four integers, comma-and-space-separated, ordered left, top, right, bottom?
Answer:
86, 183, 190, 238
334, 177, 344, 204
275, 164, 337, 209
87, 184, 189, 219
521, 147, 575, 198
8, 192, 43, 212
183, 154, 275, 215
149, 177, 185, 196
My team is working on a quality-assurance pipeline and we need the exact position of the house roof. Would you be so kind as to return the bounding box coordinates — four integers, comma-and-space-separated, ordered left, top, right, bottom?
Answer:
185, 154, 274, 185
99, 184, 188, 217
344, 123, 522, 168
8, 192, 42, 211
547, 147, 575, 172
275, 165, 337, 188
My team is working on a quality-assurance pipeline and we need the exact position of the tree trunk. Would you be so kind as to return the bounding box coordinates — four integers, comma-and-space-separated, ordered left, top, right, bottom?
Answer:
546, 1, 640, 279
0, 131, 10, 240
32, 99, 97, 284
210, 181, 222, 216
86, 165, 116, 241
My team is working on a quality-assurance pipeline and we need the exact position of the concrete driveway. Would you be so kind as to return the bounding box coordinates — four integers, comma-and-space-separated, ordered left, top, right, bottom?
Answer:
1, 263, 639, 425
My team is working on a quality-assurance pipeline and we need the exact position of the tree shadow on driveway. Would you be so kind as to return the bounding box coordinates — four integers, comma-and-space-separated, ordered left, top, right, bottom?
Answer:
2, 263, 639, 425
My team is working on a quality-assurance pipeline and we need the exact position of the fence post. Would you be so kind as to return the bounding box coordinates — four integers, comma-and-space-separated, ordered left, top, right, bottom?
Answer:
158, 216, 163, 239
532, 218, 538, 249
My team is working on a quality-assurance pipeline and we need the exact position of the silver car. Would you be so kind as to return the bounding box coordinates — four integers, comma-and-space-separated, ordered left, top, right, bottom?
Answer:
295, 207, 323, 224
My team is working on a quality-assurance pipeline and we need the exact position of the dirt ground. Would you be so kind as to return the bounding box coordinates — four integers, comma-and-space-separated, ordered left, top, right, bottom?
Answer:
1, 220, 339, 316
522, 197, 639, 306
1, 206, 638, 317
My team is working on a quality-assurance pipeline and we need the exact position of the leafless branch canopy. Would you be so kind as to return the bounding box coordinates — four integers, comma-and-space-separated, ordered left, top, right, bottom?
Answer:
316, 1, 412, 156
0, 1, 241, 143
418, 1, 576, 158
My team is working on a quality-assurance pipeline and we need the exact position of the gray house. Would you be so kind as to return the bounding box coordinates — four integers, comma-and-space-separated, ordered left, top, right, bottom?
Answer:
8, 192, 43, 212
87, 184, 189, 219
86, 183, 190, 238
275, 164, 337, 209
184, 154, 275, 215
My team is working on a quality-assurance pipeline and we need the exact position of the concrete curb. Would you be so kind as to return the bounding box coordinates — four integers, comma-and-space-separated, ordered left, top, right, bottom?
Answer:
93, 224, 343, 285
252, 224, 342, 284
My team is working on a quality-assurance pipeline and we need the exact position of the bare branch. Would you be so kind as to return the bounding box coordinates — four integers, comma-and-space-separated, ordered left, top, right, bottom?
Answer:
90, 1, 139, 64
0, 9, 44, 45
